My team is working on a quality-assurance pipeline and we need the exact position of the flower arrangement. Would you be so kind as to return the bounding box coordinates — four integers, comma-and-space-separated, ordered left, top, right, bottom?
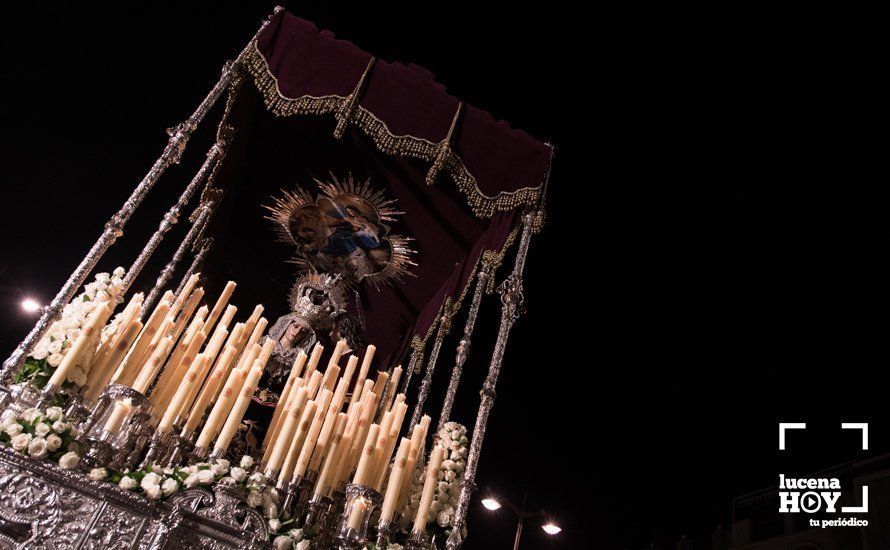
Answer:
18, 268, 127, 388
398, 422, 468, 536
89, 455, 256, 501
0, 406, 80, 469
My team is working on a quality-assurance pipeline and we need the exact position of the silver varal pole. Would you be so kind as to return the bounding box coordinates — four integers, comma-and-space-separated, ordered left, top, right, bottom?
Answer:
436, 263, 493, 434
446, 210, 536, 549
409, 300, 452, 430
0, 7, 281, 381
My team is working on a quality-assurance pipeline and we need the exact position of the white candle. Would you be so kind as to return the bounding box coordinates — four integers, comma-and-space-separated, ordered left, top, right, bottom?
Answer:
380, 437, 411, 522
413, 445, 446, 533
264, 350, 308, 450
157, 354, 209, 433
49, 302, 111, 388
203, 281, 237, 334
212, 363, 262, 454
132, 336, 174, 393
195, 367, 246, 449
103, 397, 133, 434
264, 386, 310, 475
293, 388, 333, 480
350, 345, 376, 405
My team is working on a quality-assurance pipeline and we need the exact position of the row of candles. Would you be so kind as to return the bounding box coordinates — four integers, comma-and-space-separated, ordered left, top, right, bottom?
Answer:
40, 276, 447, 541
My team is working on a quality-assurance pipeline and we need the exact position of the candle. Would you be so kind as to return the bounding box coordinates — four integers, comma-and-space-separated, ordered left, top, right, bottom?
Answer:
195, 367, 247, 449
412, 446, 446, 533
132, 335, 174, 393
383, 366, 403, 413
264, 350, 308, 450
165, 310, 205, 375
306, 370, 325, 400
342, 355, 358, 391
202, 324, 229, 366
264, 386, 310, 475
347, 498, 369, 530
235, 343, 261, 380
279, 399, 318, 482
151, 330, 207, 411
370, 371, 390, 408
84, 319, 143, 400
183, 344, 238, 433
398, 421, 430, 510
307, 397, 346, 474
350, 345, 376, 405
293, 388, 333, 480
320, 365, 341, 394
212, 363, 263, 454
169, 286, 205, 343
170, 274, 200, 318
256, 337, 277, 369
103, 397, 133, 434
327, 339, 348, 371
203, 281, 237, 334
157, 354, 209, 433
314, 413, 348, 495
353, 424, 380, 486
380, 437, 411, 522
376, 401, 409, 489
303, 343, 325, 379
368, 411, 394, 488
49, 302, 111, 388
236, 317, 267, 369
116, 297, 171, 383
96, 293, 144, 363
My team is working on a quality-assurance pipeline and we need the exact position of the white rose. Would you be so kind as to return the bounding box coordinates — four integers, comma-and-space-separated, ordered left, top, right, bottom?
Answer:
183, 474, 199, 488
58, 451, 79, 469
89, 468, 108, 481
214, 458, 231, 471
443, 470, 456, 483
161, 477, 179, 496
459, 436, 468, 445
211, 462, 228, 476
451, 429, 461, 441
144, 485, 162, 500
47, 353, 64, 367
46, 434, 62, 452
247, 490, 263, 508
11, 433, 32, 451
45, 407, 64, 421
289, 528, 304, 542
28, 436, 48, 459
31, 347, 49, 360
95, 273, 111, 284
436, 492, 450, 504
264, 502, 279, 519
389, 545, 403, 550
229, 466, 247, 482
430, 501, 441, 516
141, 472, 161, 491
52, 420, 68, 434
240, 455, 255, 469
248, 472, 265, 484
441, 459, 455, 471
272, 535, 291, 549
21, 408, 40, 423
196, 469, 215, 484
268, 518, 281, 532
296, 540, 311, 550
5, 423, 23, 437
119, 476, 139, 490
47, 340, 63, 354
448, 440, 460, 451
34, 422, 51, 437
113, 267, 125, 278
68, 368, 87, 387
437, 510, 452, 528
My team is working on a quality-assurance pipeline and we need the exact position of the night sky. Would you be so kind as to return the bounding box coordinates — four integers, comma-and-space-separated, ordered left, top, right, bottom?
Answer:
1, 4, 887, 549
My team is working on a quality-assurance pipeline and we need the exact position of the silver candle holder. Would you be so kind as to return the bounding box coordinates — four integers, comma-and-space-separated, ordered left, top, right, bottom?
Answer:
406, 529, 431, 550
79, 384, 150, 470
375, 517, 397, 548
140, 430, 176, 468
334, 483, 382, 549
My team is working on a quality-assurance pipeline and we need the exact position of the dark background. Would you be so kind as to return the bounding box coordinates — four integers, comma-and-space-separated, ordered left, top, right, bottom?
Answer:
1, 4, 887, 549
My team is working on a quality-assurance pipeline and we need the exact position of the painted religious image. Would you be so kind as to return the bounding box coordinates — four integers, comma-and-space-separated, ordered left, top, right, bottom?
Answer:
265, 174, 416, 289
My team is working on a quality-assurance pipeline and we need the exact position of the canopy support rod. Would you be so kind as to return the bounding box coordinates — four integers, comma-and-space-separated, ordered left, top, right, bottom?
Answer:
409, 298, 453, 430
447, 210, 536, 550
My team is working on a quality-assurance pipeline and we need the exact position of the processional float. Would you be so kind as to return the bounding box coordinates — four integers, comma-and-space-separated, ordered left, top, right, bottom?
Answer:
0, 7, 553, 549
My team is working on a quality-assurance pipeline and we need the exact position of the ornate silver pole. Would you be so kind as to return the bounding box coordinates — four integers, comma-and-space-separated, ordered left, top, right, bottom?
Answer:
409, 300, 452, 430
436, 263, 492, 434
120, 130, 231, 295
175, 237, 214, 297
399, 337, 425, 395
142, 201, 215, 316
0, 8, 281, 380
446, 210, 536, 550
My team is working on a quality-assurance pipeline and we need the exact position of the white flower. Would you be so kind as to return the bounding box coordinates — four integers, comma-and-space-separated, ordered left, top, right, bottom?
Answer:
89, 468, 108, 481
28, 436, 48, 459
43, 432, 62, 451
21, 408, 40, 423
441, 459, 455, 471
248, 471, 265, 484
68, 367, 87, 387
289, 528, 304, 542
144, 485, 162, 500
196, 469, 215, 484
436, 492, 450, 504
443, 470, 456, 483
272, 535, 291, 549
141, 472, 161, 492
52, 420, 68, 434
47, 353, 64, 367
437, 510, 453, 528
34, 422, 51, 437
240, 455, 255, 469
268, 518, 282, 532
264, 502, 279, 519
296, 540, 311, 550
161, 477, 179, 496
211, 461, 229, 476
451, 429, 461, 441
11, 433, 32, 451
214, 458, 231, 471
229, 466, 248, 482
47, 339, 63, 354
389, 545, 403, 550
45, 407, 64, 421
31, 347, 48, 360
112, 267, 125, 278
247, 489, 263, 508
119, 476, 139, 490
183, 474, 199, 488
5, 423, 23, 437
95, 273, 111, 285
58, 451, 79, 469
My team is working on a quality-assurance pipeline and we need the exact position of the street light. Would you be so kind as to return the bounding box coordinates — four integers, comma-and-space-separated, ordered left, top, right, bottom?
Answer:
480, 491, 561, 549
21, 299, 41, 313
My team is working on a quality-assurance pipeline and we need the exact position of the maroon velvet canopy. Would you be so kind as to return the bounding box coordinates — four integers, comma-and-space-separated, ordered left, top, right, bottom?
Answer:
206, 9, 552, 368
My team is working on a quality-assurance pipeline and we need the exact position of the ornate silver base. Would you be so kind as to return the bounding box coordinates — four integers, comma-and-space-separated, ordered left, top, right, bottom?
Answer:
406, 529, 431, 550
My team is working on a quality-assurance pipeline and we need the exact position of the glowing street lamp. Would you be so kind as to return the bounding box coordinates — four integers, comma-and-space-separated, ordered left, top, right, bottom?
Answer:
480, 491, 561, 549
21, 299, 41, 313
